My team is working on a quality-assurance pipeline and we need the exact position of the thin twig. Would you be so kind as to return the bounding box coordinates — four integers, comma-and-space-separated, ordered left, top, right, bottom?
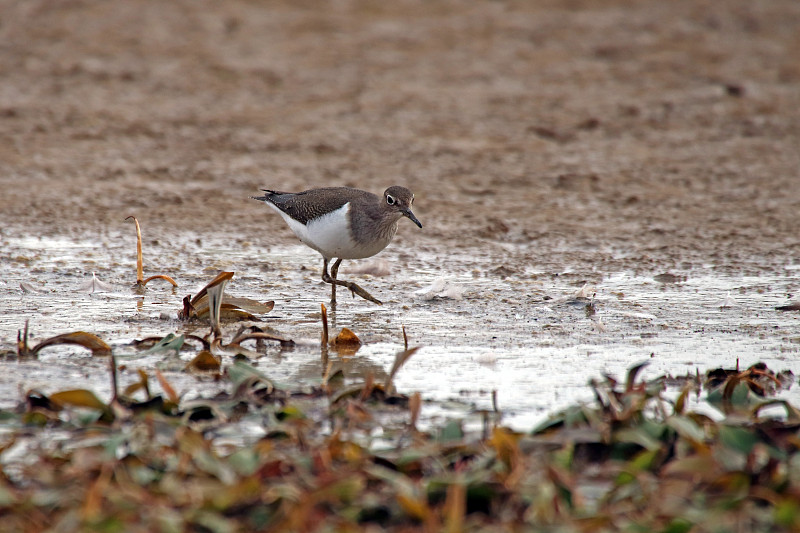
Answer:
109, 354, 118, 402
321, 303, 329, 346
125, 216, 144, 284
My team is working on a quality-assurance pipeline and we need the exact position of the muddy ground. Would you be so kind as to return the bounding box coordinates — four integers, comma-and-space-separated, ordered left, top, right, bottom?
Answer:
1, 0, 799, 427
1, 0, 798, 265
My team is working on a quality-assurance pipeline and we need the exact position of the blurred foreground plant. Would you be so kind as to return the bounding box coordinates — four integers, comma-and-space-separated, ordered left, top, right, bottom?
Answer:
0, 362, 797, 532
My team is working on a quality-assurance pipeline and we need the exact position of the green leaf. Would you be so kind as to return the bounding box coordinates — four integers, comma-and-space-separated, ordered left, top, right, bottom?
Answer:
227, 448, 261, 476
275, 405, 305, 421
614, 427, 663, 451
630, 448, 660, 471
228, 360, 276, 389
718, 425, 759, 455
776, 498, 800, 528
141, 333, 185, 355
660, 518, 693, 533
438, 419, 463, 442
666, 415, 705, 443
707, 381, 757, 415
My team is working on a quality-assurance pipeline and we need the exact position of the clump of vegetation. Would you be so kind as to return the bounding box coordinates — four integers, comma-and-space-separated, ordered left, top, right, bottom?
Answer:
1, 359, 798, 532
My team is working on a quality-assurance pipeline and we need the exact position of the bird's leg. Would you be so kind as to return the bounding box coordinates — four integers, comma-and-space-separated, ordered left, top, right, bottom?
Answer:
321, 258, 382, 305
322, 258, 336, 305
329, 258, 340, 304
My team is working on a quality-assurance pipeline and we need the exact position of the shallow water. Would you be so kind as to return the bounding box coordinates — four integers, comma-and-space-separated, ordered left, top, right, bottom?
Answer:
1, 231, 798, 430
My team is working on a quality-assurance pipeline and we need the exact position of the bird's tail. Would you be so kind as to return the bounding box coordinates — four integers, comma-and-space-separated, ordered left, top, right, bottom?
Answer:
251, 189, 286, 202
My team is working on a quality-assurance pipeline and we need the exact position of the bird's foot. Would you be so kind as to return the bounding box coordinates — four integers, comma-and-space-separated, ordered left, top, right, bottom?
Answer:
322, 272, 382, 305
341, 280, 382, 305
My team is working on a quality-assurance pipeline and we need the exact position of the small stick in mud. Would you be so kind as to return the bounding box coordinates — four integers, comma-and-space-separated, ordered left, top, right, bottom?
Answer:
321, 303, 329, 369
109, 354, 118, 403
125, 216, 178, 288
321, 303, 329, 346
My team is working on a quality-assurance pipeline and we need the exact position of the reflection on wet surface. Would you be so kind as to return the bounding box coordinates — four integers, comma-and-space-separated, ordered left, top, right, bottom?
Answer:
1, 232, 798, 430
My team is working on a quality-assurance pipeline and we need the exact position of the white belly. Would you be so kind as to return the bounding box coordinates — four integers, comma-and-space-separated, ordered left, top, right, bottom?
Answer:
269, 202, 392, 260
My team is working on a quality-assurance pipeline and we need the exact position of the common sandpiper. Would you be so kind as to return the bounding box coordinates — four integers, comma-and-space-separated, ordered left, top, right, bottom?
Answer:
252, 186, 422, 305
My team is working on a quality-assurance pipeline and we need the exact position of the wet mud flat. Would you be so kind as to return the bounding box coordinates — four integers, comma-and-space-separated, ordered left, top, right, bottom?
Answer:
1, 229, 798, 430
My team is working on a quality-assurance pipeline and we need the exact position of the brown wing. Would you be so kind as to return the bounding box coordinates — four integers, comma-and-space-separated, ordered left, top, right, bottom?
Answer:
259, 187, 373, 225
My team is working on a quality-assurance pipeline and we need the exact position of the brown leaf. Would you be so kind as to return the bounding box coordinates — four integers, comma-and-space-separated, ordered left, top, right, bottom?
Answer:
185, 350, 221, 372
219, 297, 274, 314
321, 303, 329, 346
30, 331, 112, 357
396, 493, 431, 522
444, 482, 466, 533
17, 320, 31, 357
193, 303, 258, 321
189, 271, 235, 307
126, 215, 144, 283
229, 331, 295, 348
142, 274, 178, 287
332, 327, 361, 355
333, 328, 361, 346
50, 389, 108, 411
82, 464, 112, 521
409, 391, 421, 430
155, 369, 179, 403
385, 347, 420, 391
661, 455, 721, 482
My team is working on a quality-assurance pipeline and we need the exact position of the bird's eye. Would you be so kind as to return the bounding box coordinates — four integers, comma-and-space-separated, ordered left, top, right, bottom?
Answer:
386, 194, 396, 205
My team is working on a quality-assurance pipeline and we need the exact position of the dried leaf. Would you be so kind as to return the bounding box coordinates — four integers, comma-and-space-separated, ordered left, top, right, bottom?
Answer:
142, 274, 178, 287
489, 427, 521, 470
185, 351, 221, 372
625, 360, 649, 392
444, 482, 466, 533
82, 465, 112, 521
193, 303, 258, 321
752, 399, 800, 423
661, 455, 721, 482
409, 391, 421, 430
30, 331, 112, 357
397, 493, 431, 522
321, 303, 329, 346
50, 389, 108, 411
126, 215, 144, 283
155, 369, 179, 404
217, 297, 273, 314
332, 327, 361, 355
229, 331, 294, 348
189, 271, 235, 307
16, 321, 31, 357
384, 347, 420, 391
673, 382, 694, 415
